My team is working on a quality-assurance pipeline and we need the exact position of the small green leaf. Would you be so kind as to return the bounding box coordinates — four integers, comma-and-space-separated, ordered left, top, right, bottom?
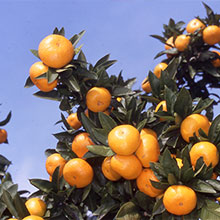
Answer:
69, 30, 85, 47
34, 90, 61, 101
30, 49, 39, 58
201, 199, 220, 220
29, 179, 54, 193
0, 111, 12, 126
148, 71, 160, 97
86, 145, 114, 157
191, 179, 216, 193
24, 76, 34, 88
98, 112, 117, 132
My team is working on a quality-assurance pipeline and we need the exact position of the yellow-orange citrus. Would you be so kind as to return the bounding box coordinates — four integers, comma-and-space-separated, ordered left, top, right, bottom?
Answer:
212, 50, 220, 67
136, 134, 160, 167
25, 198, 46, 217
153, 63, 168, 78
163, 185, 197, 215
141, 79, 151, 93
66, 113, 81, 130
45, 153, 66, 177
29, 62, 57, 92
190, 141, 219, 168
175, 34, 190, 52
180, 113, 210, 143
101, 156, 121, 181
136, 168, 163, 197
165, 36, 174, 50
155, 100, 167, 112
0, 129, 7, 143
140, 128, 157, 139
63, 158, 93, 188
71, 132, 94, 158
22, 216, 44, 220
86, 87, 111, 112
186, 18, 205, 33
176, 158, 183, 168
38, 34, 74, 68
203, 25, 220, 45
110, 154, 142, 180
108, 124, 141, 155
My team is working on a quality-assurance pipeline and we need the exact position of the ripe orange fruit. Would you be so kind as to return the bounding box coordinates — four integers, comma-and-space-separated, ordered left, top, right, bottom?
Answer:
190, 141, 219, 168
186, 18, 205, 33
212, 50, 220, 67
136, 168, 163, 197
203, 25, 220, 45
101, 156, 121, 181
108, 124, 141, 155
136, 134, 160, 167
110, 154, 142, 180
180, 113, 210, 143
153, 63, 168, 78
174, 34, 190, 52
163, 185, 197, 216
66, 113, 81, 130
29, 61, 57, 92
71, 132, 94, 158
141, 79, 151, 93
155, 100, 167, 112
38, 34, 74, 68
8, 219, 18, 220
45, 153, 67, 177
86, 87, 111, 112
25, 198, 46, 217
0, 129, 7, 143
63, 158, 94, 188
22, 216, 44, 220
165, 36, 174, 50
140, 128, 157, 139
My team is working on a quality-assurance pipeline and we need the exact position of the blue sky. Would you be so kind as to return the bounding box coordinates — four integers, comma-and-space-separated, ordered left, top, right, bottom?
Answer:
1, 0, 220, 192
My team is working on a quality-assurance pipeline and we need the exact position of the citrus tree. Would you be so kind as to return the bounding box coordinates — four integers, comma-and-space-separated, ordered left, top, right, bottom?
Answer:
2, 2, 220, 220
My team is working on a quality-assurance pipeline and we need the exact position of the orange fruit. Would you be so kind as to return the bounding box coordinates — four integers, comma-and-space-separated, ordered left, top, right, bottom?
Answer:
101, 156, 121, 181
45, 153, 67, 177
186, 18, 205, 33
66, 113, 81, 130
63, 158, 94, 188
190, 141, 219, 168
29, 61, 57, 92
22, 216, 44, 220
217, 197, 220, 202
141, 79, 151, 93
108, 124, 141, 155
8, 219, 18, 220
110, 154, 142, 180
163, 185, 197, 215
135, 134, 160, 167
155, 100, 167, 112
136, 168, 163, 197
165, 36, 174, 50
86, 87, 111, 112
0, 129, 7, 143
153, 63, 168, 78
212, 50, 220, 67
212, 172, 218, 180
140, 128, 157, 139
174, 34, 190, 52
203, 25, 220, 45
71, 132, 94, 158
25, 198, 46, 217
180, 113, 210, 143
38, 34, 74, 68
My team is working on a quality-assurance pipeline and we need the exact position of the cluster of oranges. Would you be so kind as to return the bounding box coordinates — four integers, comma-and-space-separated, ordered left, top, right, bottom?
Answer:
29, 34, 75, 92
142, 18, 220, 93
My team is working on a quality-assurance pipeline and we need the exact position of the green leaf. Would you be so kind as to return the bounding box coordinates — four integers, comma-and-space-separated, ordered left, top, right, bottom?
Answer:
0, 111, 12, 126
174, 87, 192, 119
98, 112, 117, 132
164, 87, 176, 114
34, 90, 61, 101
115, 201, 140, 219
191, 179, 216, 193
29, 179, 54, 193
94, 54, 110, 69
0, 201, 7, 217
30, 49, 39, 58
148, 71, 161, 97
82, 184, 91, 202
208, 115, 220, 144
112, 86, 135, 96
206, 179, 220, 192
91, 128, 108, 145
193, 98, 214, 114
24, 76, 34, 88
13, 192, 29, 218
200, 199, 220, 220
150, 34, 166, 44
1, 189, 18, 218
151, 198, 165, 219
86, 145, 114, 157
69, 30, 85, 47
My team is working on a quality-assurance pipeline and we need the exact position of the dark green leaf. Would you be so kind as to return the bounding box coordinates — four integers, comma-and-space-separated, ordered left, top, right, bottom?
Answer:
13, 193, 29, 218
98, 112, 117, 132
191, 179, 216, 193
0, 111, 12, 126
208, 115, 220, 144
69, 30, 85, 47
29, 179, 54, 193
200, 199, 220, 220
24, 76, 34, 88
34, 90, 61, 101
30, 49, 39, 58
87, 145, 114, 157
148, 71, 161, 97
